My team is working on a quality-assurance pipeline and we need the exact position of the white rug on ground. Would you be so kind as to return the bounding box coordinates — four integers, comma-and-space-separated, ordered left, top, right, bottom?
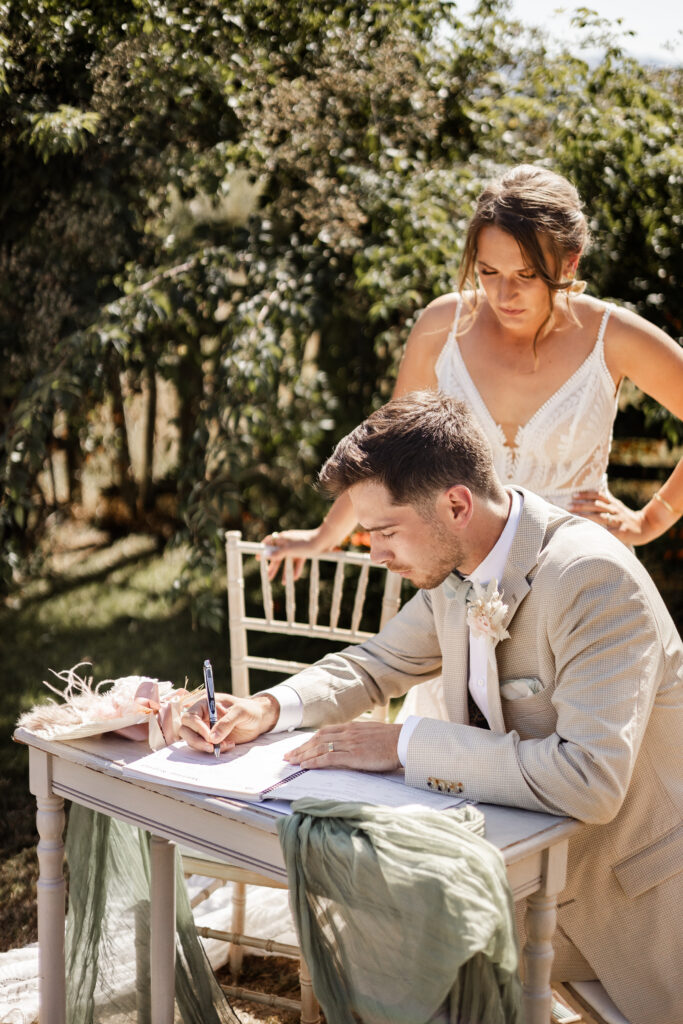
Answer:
0, 880, 295, 1024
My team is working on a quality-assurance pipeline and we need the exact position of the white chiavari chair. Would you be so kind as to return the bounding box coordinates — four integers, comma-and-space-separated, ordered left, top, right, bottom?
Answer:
183, 529, 404, 1022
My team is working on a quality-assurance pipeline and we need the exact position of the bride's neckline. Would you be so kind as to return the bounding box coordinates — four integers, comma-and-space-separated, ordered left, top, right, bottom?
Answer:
448, 300, 613, 449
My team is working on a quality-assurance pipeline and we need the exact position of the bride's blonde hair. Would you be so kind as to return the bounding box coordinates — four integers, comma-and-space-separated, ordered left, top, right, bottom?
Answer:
458, 164, 591, 354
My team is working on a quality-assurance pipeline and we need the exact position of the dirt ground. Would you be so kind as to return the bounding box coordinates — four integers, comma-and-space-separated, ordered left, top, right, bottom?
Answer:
216, 955, 308, 1024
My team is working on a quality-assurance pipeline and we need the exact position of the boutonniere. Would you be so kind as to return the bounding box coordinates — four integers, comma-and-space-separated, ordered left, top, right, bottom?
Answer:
466, 579, 510, 645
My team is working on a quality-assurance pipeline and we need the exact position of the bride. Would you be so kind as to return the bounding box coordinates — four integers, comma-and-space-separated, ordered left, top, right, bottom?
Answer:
261, 163, 683, 718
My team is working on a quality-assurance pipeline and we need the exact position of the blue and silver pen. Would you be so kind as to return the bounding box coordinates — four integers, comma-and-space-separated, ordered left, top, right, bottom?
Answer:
203, 658, 220, 758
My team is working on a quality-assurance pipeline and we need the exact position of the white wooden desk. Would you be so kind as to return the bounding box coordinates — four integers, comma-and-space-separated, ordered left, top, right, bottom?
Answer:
16, 728, 581, 1024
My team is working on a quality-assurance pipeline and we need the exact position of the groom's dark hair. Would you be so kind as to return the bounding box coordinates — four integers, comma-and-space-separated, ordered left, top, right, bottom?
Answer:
319, 391, 502, 507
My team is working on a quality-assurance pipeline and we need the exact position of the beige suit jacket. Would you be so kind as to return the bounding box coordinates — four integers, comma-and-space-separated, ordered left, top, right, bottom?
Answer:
288, 489, 683, 1024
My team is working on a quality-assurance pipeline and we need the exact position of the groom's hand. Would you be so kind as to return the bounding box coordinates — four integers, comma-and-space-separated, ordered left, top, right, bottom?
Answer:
283, 722, 402, 772
179, 692, 280, 753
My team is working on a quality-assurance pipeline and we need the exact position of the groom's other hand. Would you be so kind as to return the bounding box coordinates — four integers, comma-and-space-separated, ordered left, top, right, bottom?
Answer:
284, 722, 402, 772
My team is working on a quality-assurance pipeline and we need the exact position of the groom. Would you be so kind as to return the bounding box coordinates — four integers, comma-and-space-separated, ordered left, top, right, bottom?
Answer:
181, 391, 682, 1024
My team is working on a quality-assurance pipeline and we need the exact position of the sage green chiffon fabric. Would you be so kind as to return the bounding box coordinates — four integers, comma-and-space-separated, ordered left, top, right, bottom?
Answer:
64, 804, 239, 1024
278, 799, 523, 1024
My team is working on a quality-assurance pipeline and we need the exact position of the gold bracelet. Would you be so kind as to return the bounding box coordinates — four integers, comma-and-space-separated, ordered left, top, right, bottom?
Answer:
652, 491, 683, 516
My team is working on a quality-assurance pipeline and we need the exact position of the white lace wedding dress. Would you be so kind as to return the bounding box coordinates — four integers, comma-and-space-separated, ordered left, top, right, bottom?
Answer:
398, 296, 620, 722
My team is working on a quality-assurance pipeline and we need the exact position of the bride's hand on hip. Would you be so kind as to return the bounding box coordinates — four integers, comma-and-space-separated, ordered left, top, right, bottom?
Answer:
569, 490, 652, 546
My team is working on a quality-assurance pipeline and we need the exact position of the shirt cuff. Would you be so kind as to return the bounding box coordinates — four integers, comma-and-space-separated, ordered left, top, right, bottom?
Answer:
397, 715, 422, 766
260, 684, 304, 732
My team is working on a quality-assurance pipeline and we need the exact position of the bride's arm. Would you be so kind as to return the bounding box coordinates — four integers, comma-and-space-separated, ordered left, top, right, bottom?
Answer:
572, 307, 683, 546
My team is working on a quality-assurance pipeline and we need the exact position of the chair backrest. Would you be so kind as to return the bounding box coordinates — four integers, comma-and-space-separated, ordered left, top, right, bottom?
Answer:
225, 530, 404, 718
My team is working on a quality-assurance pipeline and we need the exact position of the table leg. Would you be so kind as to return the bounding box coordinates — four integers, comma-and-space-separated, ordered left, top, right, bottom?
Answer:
523, 888, 557, 1023
229, 879, 247, 976
299, 957, 321, 1024
150, 834, 176, 1024
36, 792, 66, 1024
522, 840, 568, 1024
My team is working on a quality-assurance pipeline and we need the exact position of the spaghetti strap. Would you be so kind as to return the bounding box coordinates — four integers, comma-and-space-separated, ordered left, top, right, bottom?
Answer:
595, 302, 614, 352
434, 294, 463, 381
447, 293, 463, 342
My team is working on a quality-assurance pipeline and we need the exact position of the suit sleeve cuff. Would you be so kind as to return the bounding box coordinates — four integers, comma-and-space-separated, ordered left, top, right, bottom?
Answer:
259, 684, 303, 732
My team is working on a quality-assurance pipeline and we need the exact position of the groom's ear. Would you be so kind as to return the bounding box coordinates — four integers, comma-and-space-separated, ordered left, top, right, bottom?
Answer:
441, 485, 473, 530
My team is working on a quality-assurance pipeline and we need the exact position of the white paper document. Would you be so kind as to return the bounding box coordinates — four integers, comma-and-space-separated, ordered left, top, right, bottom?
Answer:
122, 731, 316, 800
274, 767, 466, 811
119, 730, 466, 811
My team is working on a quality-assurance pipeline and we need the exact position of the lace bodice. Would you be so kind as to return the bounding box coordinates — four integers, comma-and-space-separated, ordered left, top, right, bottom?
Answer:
435, 297, 620, 509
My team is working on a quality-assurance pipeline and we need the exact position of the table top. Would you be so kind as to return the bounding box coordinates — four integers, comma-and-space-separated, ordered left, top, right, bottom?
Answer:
15, 727, 581, 880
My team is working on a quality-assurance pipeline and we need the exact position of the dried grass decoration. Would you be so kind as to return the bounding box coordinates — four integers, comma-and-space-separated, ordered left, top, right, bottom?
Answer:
16, 664, 195, 749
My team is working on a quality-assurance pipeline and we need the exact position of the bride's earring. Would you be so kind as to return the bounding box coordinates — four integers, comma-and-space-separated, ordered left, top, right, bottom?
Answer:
564, 254, 584, 295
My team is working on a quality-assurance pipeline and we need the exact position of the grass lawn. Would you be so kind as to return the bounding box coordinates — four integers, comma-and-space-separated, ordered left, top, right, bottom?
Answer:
0, 528, 230, 945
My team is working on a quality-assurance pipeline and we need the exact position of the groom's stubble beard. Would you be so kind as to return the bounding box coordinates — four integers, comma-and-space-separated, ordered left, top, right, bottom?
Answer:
399, 510, 467, 590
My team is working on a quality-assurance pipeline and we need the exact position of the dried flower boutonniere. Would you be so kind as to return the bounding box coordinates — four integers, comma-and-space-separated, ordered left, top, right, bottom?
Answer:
466, 579, 510, 646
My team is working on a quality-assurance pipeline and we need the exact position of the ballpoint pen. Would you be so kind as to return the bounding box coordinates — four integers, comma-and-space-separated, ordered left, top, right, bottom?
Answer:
203, 658, 220, 758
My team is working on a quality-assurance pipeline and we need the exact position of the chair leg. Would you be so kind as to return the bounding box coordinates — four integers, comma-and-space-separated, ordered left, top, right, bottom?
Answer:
299, 956, 320, 1024
229, 880, 247, 978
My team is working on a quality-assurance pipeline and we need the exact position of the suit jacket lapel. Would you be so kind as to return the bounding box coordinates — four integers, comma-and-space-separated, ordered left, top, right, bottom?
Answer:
499, 487, 550, 618
485, 488, 550, 733
440, 578, 471, 725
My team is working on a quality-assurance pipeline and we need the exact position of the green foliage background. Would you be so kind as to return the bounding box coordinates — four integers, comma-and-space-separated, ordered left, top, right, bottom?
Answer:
1, 0, 681, 611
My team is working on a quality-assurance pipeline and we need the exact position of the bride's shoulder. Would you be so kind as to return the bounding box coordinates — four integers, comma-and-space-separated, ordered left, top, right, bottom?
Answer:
402, 293, 465, 367
418, 290, 478, 328
571, 293, 645, 336
566, 292, 615, 334
424, 289, 477, 310
569, 292, 606, 315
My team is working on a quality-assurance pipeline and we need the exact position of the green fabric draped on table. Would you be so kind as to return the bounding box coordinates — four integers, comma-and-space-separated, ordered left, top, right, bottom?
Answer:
278, 799, 523, 1024
64, 804, 239, 1024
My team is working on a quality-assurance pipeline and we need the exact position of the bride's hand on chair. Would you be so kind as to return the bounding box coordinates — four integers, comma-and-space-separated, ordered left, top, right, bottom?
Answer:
261, 527, 333, 581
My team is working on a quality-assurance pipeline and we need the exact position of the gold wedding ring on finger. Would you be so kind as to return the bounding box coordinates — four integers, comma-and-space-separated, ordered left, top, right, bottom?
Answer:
327, 740, 334, 753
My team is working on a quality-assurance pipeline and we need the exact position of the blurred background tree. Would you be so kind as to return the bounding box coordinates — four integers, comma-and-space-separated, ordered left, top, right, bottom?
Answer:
0, 0, 680, 616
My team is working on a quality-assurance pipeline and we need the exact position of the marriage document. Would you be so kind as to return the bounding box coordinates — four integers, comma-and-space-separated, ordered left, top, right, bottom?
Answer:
117, 730, 467, 811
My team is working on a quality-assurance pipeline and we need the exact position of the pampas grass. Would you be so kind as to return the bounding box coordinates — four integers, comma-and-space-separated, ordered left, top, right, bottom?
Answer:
14, 664, 193, 742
